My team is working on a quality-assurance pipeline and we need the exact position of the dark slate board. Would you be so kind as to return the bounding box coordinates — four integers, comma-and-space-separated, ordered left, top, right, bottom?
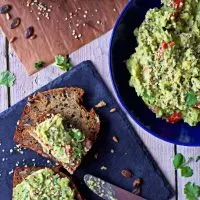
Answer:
0, 61, 174, 200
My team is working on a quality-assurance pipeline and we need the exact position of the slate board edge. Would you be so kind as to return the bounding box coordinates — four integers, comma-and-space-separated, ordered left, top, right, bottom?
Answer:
0, 60, 174, 198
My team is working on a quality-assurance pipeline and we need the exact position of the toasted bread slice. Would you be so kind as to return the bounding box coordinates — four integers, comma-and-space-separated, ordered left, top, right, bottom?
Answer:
13, 167, 83, 200
14, 87, 100, 174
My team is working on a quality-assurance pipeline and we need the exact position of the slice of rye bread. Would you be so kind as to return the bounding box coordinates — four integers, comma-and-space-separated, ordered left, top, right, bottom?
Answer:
14, 87, 100, 174
13, 167, 83, 200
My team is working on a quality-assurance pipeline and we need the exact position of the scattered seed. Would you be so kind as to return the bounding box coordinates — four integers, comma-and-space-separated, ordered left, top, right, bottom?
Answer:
101, 166, 107, 171
11, 17, 21, 29
132, 187, 141, 195
95, 100, 107, 108
24, 26, 34, 39
0, 4, 12, 14
30, 34, 37, 40
9, 36, 17, 43
110, 108, 116, 113
121, 169, 132, 178
113, 136, 119, 143
94, 153, 98, 159
133, 178, 142, 186
6, 13, 11, 20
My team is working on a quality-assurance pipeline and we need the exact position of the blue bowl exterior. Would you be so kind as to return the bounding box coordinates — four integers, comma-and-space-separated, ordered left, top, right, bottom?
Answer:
109, 0, 200, 146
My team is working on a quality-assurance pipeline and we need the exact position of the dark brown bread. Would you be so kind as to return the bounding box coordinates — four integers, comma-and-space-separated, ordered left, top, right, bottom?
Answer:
13, 167, 83, 200
14, 87, 100, 174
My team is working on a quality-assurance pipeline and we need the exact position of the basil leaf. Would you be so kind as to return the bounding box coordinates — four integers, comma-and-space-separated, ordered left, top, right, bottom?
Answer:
173, 153, 185, 169
181, 166, 193, 178
0, 71, 15, 87
186, 91, 198, 106
184, 182, 200, 200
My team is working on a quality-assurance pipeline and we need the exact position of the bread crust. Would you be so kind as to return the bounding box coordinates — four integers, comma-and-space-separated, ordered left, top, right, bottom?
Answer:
14, 87, 100, 174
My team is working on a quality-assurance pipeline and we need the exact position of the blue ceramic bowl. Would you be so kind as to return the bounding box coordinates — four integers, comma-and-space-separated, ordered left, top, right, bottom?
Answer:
109, 0, 200, 146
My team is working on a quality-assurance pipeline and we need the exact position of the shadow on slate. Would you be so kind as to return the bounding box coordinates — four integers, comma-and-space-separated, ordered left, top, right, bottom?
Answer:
0, 61, 174, 200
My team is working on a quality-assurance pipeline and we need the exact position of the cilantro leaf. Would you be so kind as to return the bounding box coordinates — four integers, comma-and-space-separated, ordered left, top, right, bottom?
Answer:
184, 182, 200, 200
181, 166, 193, 177
0, 71, 15, 87
173, 153, 185, 169
35, 61, 45, 70
55, 55, 72, 71
196, 156, 200, 162
186, 91, 198, 106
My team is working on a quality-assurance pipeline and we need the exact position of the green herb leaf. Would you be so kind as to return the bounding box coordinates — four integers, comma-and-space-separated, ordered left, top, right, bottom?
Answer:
71, 129, 85, 142
173, 153, 185, 169
55, 55, 72, 71
35, 61, 45, 70
181, 166, 193, 177
186, 91, 198, 106
196, 156, 200, 162
184, 182, 200, 200
0, 71, 15, 87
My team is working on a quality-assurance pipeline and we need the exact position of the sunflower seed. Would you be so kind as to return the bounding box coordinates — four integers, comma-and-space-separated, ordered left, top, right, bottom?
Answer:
24, 26, 34, 39
9, 37, 17, 43
6, 13, 11, 20
0, 4, 12, 14
11, 17, 21, 29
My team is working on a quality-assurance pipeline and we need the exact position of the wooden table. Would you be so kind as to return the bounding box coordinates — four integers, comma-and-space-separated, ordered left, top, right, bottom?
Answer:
0, 30, 199, 200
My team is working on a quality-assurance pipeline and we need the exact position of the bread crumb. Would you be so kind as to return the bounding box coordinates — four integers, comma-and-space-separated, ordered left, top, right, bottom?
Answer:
95, 100, 107, 108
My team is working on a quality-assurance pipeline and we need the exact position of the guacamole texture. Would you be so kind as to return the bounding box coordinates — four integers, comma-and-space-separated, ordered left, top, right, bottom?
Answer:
127, 0, 200, 126
13, 168, 75, 200
33, 114, 86, 168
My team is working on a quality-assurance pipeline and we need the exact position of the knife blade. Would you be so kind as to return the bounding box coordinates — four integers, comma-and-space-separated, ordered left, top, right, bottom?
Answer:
84, 174, 146, 200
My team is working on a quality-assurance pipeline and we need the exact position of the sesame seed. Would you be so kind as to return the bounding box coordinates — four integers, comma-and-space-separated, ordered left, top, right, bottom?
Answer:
83, 23, 86, 27
95, 9, 98, 12
78, 34, 82, 38
47, 160, 50, 163
37, 17, 40, 21
113, 8, 117, 12
2, 149, 5, 152
83, 15, 87, 18
9, 149, 13, 153
84, 10, 88, 14
97, 20, 101, 24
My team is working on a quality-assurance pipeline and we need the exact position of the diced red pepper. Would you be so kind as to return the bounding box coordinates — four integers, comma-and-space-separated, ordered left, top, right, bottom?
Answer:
172, 0, 184, 9
166, 112, 182, 124
158, 41, 175, 58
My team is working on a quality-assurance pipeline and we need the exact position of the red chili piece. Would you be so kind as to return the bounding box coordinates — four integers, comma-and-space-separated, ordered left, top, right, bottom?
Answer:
166, 112, 182, 124
158, 41, 175, 58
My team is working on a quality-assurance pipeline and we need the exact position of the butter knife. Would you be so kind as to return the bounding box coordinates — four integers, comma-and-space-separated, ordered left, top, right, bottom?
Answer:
84, 174, 146, 200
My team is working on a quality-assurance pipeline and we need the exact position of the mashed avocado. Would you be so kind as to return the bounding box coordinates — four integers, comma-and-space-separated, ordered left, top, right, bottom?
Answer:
127, 0, 200, 126
13, 168, 75, 200
34, 114, 86, 168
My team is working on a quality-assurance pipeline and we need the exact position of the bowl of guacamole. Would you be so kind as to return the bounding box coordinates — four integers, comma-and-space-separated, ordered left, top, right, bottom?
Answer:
110, 0, 200, 146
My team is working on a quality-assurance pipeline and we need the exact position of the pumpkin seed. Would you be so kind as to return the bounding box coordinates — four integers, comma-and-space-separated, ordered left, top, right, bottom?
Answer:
24, 26, 34, 39
11, 17, 21, 29
121, 169, 132, 178
0, 4, 12, 14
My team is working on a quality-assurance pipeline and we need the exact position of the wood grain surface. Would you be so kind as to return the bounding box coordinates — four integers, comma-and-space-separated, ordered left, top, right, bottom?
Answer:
0, 0, 127, 75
